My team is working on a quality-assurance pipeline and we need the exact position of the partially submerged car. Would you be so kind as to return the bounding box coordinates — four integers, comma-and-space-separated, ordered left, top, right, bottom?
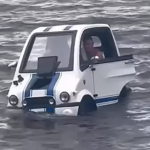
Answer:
6, 24, 136, 116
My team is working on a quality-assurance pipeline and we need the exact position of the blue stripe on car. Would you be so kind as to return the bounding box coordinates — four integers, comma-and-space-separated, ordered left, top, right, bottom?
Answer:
47, 73, 60, 96
24, 74, 38, 98
95, 96, 118, 104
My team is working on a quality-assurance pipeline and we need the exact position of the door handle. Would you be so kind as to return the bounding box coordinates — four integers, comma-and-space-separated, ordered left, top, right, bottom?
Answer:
124, 60, 134, 64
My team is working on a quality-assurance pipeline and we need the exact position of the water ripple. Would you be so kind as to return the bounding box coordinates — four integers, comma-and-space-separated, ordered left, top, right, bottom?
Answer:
0, 0, 150, 149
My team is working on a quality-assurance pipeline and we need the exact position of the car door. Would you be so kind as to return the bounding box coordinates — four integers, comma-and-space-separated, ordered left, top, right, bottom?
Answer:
80, 26, 136, 105
91, 55, 136, 105
79, 41, 95, 95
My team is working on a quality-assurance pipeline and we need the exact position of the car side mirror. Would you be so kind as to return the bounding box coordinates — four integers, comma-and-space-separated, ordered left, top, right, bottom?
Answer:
90, 56, 99, 64
8, 61, 18, 69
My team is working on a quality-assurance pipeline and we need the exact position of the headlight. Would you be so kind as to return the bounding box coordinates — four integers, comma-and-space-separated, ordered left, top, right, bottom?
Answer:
9, 95, 18, 106
60, 92, 70, 102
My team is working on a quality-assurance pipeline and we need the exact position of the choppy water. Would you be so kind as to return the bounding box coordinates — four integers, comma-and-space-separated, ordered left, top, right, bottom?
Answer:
0, 0, 150, 149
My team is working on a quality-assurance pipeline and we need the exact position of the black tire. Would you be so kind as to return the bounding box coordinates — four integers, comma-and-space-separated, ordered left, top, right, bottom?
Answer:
78, 96, 97, 116
119, 85, 131, 99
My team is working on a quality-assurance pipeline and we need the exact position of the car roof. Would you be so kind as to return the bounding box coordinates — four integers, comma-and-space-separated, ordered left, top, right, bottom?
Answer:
32, 24, 110, 33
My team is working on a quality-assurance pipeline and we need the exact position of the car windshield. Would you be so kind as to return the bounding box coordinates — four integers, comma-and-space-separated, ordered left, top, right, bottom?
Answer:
21, 31, 75, 72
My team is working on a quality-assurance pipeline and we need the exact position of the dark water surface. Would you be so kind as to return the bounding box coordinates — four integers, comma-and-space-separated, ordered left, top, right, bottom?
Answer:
0, 0, 150, 149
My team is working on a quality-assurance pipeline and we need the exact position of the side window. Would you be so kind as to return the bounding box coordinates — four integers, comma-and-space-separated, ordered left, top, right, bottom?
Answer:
91, 36, 105, 58
79, 35, 105, 65
98, 28, 118, 58
80, 27, 118, 62
79, 40, 89, 71
79, 27, 119, 70
80, 41, 88, 63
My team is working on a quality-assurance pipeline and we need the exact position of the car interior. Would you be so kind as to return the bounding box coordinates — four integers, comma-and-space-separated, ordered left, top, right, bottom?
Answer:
79, 27, 119, 71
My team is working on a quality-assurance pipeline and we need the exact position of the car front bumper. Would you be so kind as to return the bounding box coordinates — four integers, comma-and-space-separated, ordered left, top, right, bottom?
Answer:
6, 102, 80, 117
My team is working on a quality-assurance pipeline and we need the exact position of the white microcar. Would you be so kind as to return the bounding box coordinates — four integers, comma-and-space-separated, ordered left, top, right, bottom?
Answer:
6, 24, 136, 116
